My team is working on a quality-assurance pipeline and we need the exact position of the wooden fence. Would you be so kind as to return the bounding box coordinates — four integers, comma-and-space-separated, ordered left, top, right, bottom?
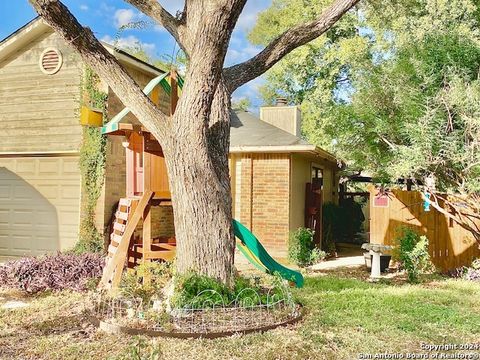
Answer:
369, 188, 480, 271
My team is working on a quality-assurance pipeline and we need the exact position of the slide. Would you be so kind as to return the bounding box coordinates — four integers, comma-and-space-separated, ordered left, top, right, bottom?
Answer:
233, 220, 304, 288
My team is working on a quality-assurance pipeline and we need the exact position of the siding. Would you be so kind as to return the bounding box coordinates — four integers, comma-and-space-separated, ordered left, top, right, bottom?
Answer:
289, 154, 310, 232
0, 30, 82, 153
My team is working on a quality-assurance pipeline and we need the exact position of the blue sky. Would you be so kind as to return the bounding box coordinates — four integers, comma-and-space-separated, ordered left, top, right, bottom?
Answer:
0, 0, 272, 111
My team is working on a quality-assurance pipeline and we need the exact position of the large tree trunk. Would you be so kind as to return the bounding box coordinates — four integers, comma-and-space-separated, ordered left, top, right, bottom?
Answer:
162, 79, 235, 284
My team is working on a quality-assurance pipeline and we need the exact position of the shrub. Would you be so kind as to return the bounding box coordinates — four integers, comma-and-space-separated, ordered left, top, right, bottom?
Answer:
119, 262, 172, 304
450, 258, 480, 281
288, 227, 320, 266
171, 272, 286, 309
0, 253, 104, 294
394, 227, 435, 283
309, 248, 327, 264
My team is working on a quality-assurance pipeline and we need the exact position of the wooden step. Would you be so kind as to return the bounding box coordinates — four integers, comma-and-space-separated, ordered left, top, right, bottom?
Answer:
108, 244, 117, 255
110, 233, 123, 244
143, 250, 176, 261
119, 198, 132, 207
115, 211, 129, 221
100, 191, 154, 289
113, 222, 126, 232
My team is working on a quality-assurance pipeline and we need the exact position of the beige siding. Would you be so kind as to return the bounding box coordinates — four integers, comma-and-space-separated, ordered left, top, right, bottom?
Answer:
0, 30, 82, 153
322, 167, 334, 203
259, 106, 302, 137
0, 156, 81, 256
289, 154, 310, 232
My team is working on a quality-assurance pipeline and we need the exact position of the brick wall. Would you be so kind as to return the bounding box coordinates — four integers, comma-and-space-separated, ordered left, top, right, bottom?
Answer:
101, 136, 127, 236
152, 205, 175, 238
236, 153, 291, 257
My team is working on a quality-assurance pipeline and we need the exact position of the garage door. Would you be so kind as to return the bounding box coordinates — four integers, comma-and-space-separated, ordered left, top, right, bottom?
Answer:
0, 156, 81, 256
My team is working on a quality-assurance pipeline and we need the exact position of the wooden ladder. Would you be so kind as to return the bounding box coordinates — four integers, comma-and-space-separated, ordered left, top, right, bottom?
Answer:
99, 191, 154, 289
105, 198, 136, 268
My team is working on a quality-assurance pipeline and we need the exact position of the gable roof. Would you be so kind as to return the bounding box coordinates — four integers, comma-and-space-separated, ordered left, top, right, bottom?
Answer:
231, 110, 309, 147
230, 110, 337, 163
0, 17, 165, 76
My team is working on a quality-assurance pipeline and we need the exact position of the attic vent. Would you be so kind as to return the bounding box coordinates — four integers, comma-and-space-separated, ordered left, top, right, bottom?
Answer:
39, 48, 63, 75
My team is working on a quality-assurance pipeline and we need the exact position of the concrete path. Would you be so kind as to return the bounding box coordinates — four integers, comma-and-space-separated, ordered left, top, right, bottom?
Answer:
309, 255, 364, 271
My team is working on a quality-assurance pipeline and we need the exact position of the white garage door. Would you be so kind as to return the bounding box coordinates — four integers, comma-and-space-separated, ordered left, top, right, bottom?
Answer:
0, 156, 81, 256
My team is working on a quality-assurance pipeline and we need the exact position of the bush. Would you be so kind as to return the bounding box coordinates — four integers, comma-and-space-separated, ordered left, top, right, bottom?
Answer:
119, 261, 172, 304
171, 272, 286, 309
0, 253, 104, 294
394, 227, 435, 283
288, 227, 322, 266
450, 259, 480, 281
309, 248, 327, 264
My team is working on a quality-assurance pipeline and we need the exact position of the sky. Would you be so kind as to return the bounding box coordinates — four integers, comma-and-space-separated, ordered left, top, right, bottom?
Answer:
0, 0, 272, 112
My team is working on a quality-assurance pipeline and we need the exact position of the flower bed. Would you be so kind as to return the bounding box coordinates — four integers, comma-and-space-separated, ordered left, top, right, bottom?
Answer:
0, 253, 104, 294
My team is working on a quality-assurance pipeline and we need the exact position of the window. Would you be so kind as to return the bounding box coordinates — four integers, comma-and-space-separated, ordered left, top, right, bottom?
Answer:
311, 166, 323, 191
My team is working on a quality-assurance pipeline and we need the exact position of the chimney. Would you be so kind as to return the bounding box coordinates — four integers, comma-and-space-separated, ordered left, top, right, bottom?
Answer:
260, 99, 301, 137
275, 97, 288, 106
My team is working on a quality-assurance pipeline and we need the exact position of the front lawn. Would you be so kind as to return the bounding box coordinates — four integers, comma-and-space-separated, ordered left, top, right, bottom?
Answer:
1, 271, 479, 360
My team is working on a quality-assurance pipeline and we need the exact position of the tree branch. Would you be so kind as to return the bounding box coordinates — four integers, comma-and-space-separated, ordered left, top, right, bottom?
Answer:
421, 192, 480, 244
29, 0, 169, 140
123, 0, 187, 53
224, 0, 360, 92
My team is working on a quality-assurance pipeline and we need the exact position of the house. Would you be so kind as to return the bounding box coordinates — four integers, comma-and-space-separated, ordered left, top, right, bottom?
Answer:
229, 107, 340, 256
0, 18, 167, 256
0, 18, 340, 259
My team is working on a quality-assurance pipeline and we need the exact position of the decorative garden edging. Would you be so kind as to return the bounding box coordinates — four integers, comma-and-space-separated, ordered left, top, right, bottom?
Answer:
89, 285, 303, 338
90, 306, 303, 339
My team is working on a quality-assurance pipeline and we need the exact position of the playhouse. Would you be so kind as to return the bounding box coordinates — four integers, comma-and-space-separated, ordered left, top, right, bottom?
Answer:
98, 71, 180, 287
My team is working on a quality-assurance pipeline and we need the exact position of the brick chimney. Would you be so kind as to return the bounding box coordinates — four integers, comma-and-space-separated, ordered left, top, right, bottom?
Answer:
260, 99, 301, 137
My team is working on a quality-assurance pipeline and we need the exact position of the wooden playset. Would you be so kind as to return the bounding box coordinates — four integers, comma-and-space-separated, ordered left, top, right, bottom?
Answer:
99, 71, 181, 289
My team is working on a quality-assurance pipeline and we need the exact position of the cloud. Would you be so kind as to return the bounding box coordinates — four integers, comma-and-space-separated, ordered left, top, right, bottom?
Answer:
80, 4, 89, 11
114, 8, 141, 28
225, 38, 261, 66
99, 2, 115, 14
101, 35, 156, 53
234, 0, 271, 33
161, 0, 185, 14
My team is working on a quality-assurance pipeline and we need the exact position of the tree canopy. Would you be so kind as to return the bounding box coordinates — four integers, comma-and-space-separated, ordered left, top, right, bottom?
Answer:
251, 0, 480, 195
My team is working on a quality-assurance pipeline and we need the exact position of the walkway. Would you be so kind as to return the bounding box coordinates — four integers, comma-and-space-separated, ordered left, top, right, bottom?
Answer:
309, 255, 364, 271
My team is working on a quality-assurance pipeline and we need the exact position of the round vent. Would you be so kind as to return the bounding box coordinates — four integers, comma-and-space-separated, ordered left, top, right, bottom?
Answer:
39, 48, 63, 75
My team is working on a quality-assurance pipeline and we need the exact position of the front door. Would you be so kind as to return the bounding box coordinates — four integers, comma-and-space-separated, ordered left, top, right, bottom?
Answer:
126, 132, 144, 197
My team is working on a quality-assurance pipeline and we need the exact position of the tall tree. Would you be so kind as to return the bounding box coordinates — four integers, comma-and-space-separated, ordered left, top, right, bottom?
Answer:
252, 0, 480, 195
29, 0, 360, 284
251, 0, 480, 242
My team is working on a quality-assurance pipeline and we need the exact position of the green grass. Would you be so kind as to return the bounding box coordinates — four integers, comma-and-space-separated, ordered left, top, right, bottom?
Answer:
1, 272, 479, 360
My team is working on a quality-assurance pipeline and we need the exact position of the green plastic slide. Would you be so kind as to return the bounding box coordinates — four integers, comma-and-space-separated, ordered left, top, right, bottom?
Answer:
233, 220, 304, 288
